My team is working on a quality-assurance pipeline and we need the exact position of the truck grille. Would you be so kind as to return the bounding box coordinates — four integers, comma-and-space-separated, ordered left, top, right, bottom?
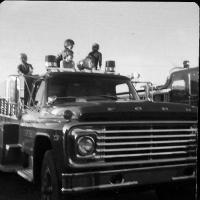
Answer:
95, 122, 197, 167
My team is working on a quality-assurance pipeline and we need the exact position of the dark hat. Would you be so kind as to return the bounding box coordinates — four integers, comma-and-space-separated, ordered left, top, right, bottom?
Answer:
20, 53, 27, 59
64, 39, 75, 46
92, 43, 99, 50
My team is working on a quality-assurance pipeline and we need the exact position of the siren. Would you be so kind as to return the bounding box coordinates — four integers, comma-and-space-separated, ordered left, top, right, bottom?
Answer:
131, 72, 141, 81
45, 55, 57, 71
105, 60, 115, 73
183, 60, 190, 69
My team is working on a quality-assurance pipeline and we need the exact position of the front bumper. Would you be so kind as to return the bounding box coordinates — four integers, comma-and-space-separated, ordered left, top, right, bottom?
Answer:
61, 164, 195, 193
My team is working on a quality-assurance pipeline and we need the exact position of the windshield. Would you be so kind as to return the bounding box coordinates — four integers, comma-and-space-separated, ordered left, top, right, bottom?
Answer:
47, 74, 139, 103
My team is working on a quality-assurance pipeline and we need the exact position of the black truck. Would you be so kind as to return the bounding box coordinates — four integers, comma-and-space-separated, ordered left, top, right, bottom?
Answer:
0, 68, 198, 200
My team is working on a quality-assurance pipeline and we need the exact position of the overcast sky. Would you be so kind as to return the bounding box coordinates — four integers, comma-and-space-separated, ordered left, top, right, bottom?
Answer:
0, 1, 199, 96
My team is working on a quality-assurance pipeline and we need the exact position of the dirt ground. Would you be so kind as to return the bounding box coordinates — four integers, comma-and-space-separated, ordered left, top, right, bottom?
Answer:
0, 172, 40, 200
0, 171, 196, 200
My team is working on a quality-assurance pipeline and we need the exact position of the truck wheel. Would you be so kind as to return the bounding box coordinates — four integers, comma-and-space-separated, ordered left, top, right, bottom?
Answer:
41, 150, 61, 200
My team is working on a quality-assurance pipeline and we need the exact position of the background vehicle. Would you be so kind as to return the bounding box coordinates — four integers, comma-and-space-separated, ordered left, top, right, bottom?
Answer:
134, 64, 199, 107
152, 65, 199, 106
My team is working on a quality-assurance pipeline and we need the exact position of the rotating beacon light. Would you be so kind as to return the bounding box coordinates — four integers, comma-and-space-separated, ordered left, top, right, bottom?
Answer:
105, 60, 115, 73
45, 55, 57, 71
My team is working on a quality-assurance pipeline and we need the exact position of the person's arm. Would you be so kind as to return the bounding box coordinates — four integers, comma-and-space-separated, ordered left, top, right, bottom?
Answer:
72, 61, 76, 71
98, 52, 102, 68
29, 64, 33, 74
17, 64, 23, 75
17, 64, 21, 74
56, 52, 63, 68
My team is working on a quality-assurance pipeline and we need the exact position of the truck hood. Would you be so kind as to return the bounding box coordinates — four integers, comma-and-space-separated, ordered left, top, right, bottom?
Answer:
46, 100, 197, 121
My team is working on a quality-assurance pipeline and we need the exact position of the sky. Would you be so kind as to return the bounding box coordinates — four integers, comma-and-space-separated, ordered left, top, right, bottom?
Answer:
0, 1, 199, 96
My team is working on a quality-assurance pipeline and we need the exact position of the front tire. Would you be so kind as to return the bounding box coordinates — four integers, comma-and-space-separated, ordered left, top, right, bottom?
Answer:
41, 150, 61, 200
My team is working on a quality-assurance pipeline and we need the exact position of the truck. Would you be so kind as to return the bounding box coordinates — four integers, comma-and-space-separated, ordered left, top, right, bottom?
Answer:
0, 59, 198, 200
152, 66, 199, 106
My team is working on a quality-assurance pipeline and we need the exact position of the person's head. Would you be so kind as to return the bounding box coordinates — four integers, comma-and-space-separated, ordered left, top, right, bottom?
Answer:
20, 53, 27, 63
64, 39, 75, 50
92, 43, 99, 51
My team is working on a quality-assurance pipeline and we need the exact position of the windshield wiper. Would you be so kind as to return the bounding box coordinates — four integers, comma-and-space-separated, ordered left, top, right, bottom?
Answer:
95, 95, 118, 100
48, 96, 77, 104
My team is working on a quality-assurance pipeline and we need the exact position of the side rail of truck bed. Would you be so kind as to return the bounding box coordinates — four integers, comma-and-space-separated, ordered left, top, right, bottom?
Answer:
0, 98, 18, 117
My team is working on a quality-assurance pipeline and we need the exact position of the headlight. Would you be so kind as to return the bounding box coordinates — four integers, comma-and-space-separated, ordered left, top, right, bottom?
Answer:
77, 136, 95, 156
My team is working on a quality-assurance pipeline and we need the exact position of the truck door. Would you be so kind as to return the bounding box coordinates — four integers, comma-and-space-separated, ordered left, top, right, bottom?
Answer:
170, 70, 190, 104
189, 70, 199, 106
170, 79, 188, 104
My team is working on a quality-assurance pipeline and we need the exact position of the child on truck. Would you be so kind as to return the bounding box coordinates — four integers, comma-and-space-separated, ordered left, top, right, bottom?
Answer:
60, 50, 76, 71
88, 43, 102, 70
56, 39, 75, 68
17, 53, 33, 75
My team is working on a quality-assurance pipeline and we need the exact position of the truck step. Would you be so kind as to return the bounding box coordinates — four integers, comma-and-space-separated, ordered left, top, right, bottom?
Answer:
0, 164, 24, 172
5, 144, 22, 149
17, 169, 33, 182
3, 144, 23, 165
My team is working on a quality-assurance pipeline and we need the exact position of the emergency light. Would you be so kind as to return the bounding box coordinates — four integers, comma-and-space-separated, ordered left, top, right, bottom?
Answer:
45, 55, 57, 70
105, 60, 115, 73
183, 60, 190, 69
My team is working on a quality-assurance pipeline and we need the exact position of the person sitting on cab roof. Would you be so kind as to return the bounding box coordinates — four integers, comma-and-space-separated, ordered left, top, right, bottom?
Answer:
56, 39, 75, 68
77, 55, 94, 72
88, 43, 102, 70
17, 53, 33, 75
60, 49, 76, 71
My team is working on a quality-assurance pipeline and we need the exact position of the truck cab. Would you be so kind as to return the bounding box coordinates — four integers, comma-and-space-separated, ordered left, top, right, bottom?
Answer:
152, 66, 199, 106
0, 65, 198, 200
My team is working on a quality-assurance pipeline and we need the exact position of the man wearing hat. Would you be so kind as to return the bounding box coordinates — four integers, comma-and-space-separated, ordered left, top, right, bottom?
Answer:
17, 53, 33, 75
88, 43, 102, 70
56, 39, 75, 67
17, 53, 33, 106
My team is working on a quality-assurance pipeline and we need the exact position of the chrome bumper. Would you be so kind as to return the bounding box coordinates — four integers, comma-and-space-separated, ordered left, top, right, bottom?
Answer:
61, 164, 195, 193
